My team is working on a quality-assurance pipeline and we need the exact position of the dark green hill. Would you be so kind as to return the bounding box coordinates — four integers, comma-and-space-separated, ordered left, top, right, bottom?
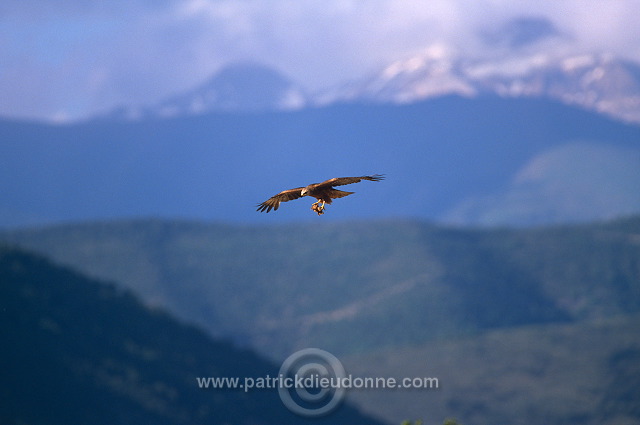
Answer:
0, 245, 379, 425
3, 217, 640, 425
4, 216, 640, 359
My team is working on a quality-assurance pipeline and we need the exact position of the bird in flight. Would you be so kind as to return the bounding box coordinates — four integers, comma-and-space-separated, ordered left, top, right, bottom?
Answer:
257, 174, 384, 215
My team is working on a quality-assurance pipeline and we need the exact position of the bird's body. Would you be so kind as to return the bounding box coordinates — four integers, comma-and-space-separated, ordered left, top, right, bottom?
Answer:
257, 174, 384, 215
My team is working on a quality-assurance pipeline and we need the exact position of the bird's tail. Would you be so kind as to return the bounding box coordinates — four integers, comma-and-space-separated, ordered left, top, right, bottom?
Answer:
327, 189, 354, 202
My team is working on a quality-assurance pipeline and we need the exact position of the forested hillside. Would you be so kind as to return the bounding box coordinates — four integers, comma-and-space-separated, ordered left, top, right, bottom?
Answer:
0, 245, 378, 425
4, 216, 639, 358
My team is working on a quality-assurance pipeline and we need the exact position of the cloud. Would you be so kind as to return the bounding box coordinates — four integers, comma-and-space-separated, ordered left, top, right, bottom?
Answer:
1, 0, 639, 121
480, 16, 562, 48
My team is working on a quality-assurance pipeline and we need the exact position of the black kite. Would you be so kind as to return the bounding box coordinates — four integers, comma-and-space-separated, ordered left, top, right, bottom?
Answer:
256, 174, 384, 215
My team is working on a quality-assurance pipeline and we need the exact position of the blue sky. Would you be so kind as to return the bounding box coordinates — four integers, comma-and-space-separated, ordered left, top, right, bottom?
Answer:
1, 0, 639, 122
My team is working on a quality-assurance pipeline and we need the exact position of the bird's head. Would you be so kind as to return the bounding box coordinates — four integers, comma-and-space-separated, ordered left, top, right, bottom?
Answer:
301, 188, 308, 196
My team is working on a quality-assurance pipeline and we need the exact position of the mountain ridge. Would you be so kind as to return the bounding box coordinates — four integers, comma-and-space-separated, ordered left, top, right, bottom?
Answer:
319, 51, 640, 124
2, 95, 639, 228
95, 52, 640, 125
104, 62, 308, 121
4, 215, 640, 358
0, 243, 380, 425
3, 216, 640, 425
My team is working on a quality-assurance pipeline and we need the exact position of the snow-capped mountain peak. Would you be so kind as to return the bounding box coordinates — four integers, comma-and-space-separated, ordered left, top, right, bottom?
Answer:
319, 49, 640, 124
326, 45, 475, 104
380, 44, 454, 80
101, 48, 640, 126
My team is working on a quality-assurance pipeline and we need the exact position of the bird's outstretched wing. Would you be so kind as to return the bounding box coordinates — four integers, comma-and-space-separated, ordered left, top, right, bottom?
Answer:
316, 174, 385, 188
256, 187, 304, 212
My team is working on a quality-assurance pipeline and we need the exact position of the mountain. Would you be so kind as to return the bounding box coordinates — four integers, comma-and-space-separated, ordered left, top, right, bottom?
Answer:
105, 62, 307, 120
1, 96, 639, 228
0, 244, 380, 425
320, 50, 640, 124
99, 45, 640, 126
444, 141, 640, 225
4, 216, 640, 359
344, 315, 640, 425
3, 216, 640, 425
